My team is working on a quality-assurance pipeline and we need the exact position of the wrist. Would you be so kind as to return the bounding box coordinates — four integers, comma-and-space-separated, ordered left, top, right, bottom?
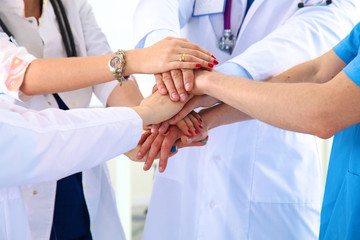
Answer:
132, 106, 152, 127
199, 109, 214, 131
204, 71, 221, 96
124, 49, 142, 75
108, 49, 129, 86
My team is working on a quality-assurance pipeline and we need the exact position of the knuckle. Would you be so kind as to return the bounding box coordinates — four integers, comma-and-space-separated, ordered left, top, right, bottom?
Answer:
162, 74, 172, 82
171, 70, 182, 79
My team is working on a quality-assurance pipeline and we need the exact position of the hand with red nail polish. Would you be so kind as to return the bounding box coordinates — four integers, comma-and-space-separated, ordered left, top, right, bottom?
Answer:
136, 37, 216, 74
175, 111, 208, 139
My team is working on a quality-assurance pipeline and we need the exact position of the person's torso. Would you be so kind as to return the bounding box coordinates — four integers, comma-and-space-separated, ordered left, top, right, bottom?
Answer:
320, 123, 360, 239
0, 0, 94, 111
0, 1, 123, 239
144, 1, 323, 239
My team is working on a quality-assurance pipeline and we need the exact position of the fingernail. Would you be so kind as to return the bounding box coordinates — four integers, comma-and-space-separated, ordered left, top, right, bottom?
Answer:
180, 93, 187, 101
213, 59, 219, 65
188, 130, 192, 135
171, 92, 178, 100
185, 83, 191, 91
195, 130, 199, 135
199, 118, 203, 123
211, 55, 216, 59
143, 163, 148, 170
170, 146, 177, 153
199, 125, 204, 130
160, 88, 167, 94
196, 63, 202, 68
208, 63, 214, 68
164, 129, 169, 135
159, 166, 164, 172
201, 136, 209, 143
137, 152, 142, 157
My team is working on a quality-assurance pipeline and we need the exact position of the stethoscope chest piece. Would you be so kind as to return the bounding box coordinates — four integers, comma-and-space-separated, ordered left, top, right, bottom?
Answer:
219, 29, 234, 54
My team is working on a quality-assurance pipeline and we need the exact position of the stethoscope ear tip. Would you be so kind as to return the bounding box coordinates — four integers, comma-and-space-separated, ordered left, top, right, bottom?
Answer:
298, 2, 305, 8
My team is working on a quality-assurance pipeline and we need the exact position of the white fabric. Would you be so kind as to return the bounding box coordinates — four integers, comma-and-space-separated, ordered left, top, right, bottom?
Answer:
0, 0, 129, 239
0, 102, 142, 239
133, 0, 360, 239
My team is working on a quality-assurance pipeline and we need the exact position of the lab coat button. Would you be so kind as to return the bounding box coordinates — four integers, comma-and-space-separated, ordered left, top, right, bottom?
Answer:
84, 184, 87, 190
32, 190, 38, 195
92, 224, 96, 229
209, 201, 217, 209
213, 156, 222, 163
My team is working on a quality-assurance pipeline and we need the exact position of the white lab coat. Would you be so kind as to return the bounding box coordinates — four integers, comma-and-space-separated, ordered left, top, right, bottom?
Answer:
0, 0, 129, 239
134, 0, 360, 239
0, 102, 142, 239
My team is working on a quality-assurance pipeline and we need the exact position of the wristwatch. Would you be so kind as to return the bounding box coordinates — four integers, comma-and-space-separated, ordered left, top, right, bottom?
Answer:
108, 49, 128, 86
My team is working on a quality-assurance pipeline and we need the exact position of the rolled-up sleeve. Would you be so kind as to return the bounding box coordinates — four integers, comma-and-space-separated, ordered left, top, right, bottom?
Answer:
0, 36, 36, 101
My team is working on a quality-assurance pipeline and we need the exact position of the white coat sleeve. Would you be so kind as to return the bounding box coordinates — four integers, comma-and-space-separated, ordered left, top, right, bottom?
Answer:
230, 0, 360, 80
0, 102, 142, 187
133, 0, 194, 48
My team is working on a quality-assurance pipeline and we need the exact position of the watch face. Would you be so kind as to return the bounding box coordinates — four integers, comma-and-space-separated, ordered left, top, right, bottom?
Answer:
110, 56, 121, 68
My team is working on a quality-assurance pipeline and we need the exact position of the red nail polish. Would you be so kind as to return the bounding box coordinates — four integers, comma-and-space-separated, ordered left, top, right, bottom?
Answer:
213, 59, 219, 65
164, 129, 169, 135
199, 118, 203, 123
199, 125, 204, 130
211, 55, 216, 59
208, 63, 214, 68
196, 63, 202, 68
205, 136, 209, 140
188, 130, 192, 135
195, 130, 199, 135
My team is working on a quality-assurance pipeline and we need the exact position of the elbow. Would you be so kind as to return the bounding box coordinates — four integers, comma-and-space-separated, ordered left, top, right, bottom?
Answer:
312, 127, 336, 140
19, 84, 39, 96
308, 112, 338, 139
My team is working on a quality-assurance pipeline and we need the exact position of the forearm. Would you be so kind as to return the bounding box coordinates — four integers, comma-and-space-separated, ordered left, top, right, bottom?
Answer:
200, 103, 252, 130
0, 104, 142, 187
268, 51, 344, 84
22, 54, 113, 95
106, 79, 144, 107
21, 49, 145, 96
201, 71, 339, 138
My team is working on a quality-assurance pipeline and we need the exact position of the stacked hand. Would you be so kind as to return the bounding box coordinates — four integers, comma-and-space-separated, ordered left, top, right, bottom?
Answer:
127, 38, 220, 172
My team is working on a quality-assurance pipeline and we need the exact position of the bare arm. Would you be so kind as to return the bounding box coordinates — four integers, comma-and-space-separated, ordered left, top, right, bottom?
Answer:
20, 37, 214, 96
193, 50, 357, 139
106, 79, 144, 107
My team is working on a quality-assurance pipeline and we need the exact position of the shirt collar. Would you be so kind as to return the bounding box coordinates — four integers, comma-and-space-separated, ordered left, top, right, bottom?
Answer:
1, 0, 49, 18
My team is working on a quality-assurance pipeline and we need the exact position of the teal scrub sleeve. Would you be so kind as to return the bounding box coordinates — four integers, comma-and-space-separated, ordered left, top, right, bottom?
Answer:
333, 22, 360, 64
342, 55, 360, 87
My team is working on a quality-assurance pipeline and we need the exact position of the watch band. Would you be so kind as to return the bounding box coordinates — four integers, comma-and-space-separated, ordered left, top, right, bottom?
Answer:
109, 49, 128, 86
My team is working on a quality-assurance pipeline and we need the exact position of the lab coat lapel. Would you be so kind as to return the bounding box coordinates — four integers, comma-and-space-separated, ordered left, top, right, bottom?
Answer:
236, 0, 264, 40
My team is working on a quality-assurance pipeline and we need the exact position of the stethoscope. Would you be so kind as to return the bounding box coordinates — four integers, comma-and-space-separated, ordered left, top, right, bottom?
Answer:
298, 0, 332, 8
219, 0, 333, 53
0, 0, 76, 110
0, 0, 76, 57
